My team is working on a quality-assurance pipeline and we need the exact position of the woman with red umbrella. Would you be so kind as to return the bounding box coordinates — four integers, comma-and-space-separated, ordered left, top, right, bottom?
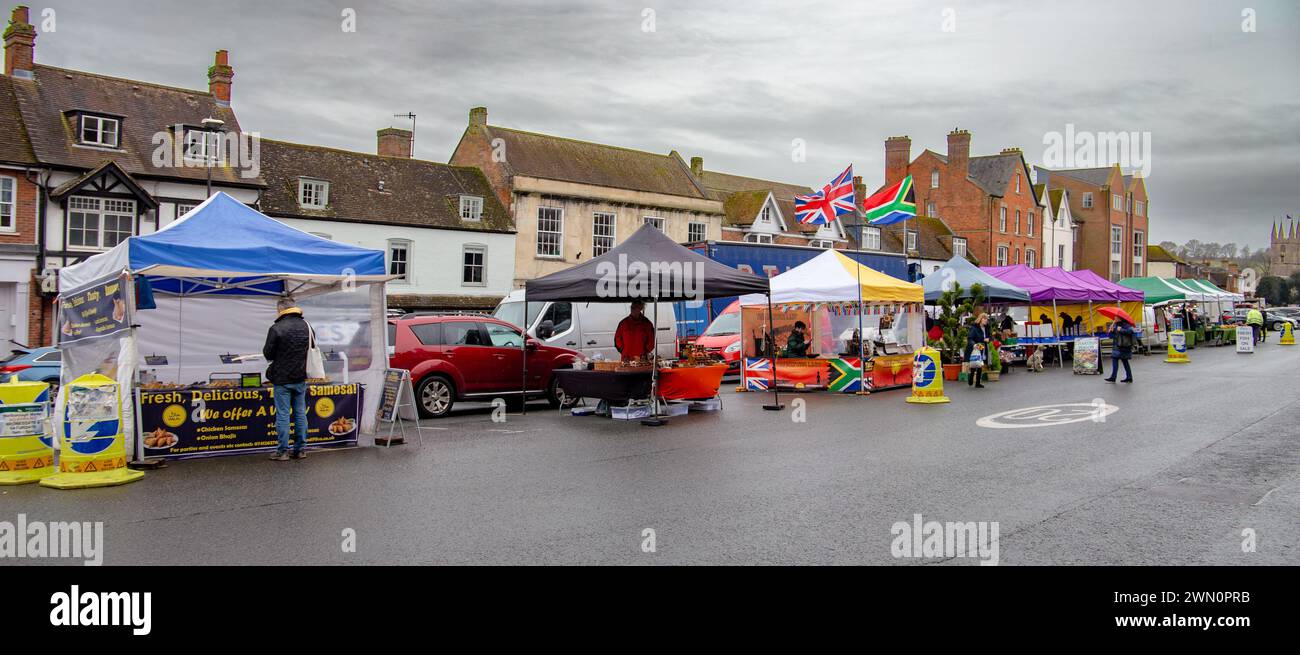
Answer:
1099, 306, 1136, 384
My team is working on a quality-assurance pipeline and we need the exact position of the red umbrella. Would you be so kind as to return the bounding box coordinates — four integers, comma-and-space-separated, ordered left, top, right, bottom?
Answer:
1097, 306, 1135, 325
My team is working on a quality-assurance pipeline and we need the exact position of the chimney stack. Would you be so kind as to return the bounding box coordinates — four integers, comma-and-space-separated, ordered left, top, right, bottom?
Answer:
852, 175, 866, 205
208, 50, 233, 106
884, 135, 911, 186
469, 106, 487, 127
690, 156, 704, 178
378, 127, 413, 158
1000, 147, 1022, 156
947, 129, 971, 175
4, 6, 36, 79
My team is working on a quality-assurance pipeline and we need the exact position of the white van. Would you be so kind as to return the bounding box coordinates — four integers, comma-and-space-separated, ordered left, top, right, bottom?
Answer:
493, 290, 678, 362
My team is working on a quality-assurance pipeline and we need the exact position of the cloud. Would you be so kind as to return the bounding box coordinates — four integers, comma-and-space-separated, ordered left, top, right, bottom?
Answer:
28, 0, 1300, 245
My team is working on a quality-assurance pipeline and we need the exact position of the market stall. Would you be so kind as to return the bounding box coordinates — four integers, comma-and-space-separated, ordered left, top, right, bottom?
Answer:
530, 224, 768, 422
1065, 269, 1146, 334
924, 256, 1031, 370
1118, 276, 1193, 346
737, 250, 924, 393
56, 193, 393, 460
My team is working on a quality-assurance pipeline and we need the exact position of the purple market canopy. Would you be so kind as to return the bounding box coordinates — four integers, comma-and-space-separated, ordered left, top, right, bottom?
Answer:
981, 265, 1096, 303
1069, 268, 1145, 302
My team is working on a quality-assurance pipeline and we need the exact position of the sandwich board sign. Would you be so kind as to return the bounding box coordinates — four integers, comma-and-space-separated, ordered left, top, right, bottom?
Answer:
1236, 326, 1255, 354
1072, 337, 1100, 374
376, 369, 423, 446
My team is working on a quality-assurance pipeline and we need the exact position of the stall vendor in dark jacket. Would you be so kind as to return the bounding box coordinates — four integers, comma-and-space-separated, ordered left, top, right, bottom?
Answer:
783, 320, 810, 358
263, 296, 312, 461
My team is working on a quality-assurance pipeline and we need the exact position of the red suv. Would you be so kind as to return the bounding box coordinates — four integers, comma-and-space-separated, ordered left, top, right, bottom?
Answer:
388, 315, 584, 418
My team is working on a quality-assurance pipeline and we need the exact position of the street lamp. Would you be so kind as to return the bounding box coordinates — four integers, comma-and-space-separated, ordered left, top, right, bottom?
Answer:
201, 117, 226, 197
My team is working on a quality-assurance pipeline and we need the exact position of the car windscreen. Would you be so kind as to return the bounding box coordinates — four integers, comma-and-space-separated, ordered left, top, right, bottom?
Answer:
3, 349, 29, 364
702, 311, 741, 336
494, 301, 547, 331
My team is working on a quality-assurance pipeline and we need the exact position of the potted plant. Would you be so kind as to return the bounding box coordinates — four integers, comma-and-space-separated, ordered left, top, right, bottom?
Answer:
927, 282, 987, 381
986, 341, 1002, 381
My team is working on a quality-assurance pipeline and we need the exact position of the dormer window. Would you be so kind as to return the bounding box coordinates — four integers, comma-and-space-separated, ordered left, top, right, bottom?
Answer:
183, 129, 222, 164
79, 114, 120, 148
298, 178, 329, 209
459, 195, 483, 221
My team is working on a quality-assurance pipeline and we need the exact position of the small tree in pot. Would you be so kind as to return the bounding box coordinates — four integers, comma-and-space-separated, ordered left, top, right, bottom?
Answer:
927, 282, 987, 379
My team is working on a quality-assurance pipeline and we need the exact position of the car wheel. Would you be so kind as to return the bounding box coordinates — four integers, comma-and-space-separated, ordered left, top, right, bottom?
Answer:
416, 376, 455, 418
546, 377, 572, 408
1271, 321, 1285, 332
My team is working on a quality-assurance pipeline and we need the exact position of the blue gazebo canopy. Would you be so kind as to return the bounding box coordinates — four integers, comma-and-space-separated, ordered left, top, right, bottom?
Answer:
924, 255, 1031, 303
60, 192, 389, 296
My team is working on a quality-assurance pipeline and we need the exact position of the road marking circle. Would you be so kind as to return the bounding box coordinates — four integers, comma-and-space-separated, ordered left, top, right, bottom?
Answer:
977, 402, 1118, 429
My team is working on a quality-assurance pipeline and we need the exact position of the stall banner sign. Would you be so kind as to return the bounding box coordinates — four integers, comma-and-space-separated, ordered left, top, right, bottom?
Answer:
905, 347, 949, 404
0, 379, 54, 485
1073, 337, 1101, 374
1165, 330, 1189, 364
1236, 326, 1254, 354
58, 274, 130, 344
41, 373, 143, 489
137, 384, 362, 459
376, 369, 413, 423
871, 353, 914, 390
742, 358, 827, 390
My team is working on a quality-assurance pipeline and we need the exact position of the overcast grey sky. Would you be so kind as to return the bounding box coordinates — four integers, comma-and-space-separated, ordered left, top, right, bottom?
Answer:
27, 0, 1300, 248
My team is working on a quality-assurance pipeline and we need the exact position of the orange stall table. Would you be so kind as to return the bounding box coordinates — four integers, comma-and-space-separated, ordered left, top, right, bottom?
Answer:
657, 364, 727, 400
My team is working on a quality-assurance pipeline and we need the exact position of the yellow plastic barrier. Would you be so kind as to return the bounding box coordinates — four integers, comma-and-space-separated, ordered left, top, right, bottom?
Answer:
906, 346, 950, 404
1164, 330, 1190, 364
0, 377, 55, 485
40, 373, 143, 490
1280, 322, 1295, 346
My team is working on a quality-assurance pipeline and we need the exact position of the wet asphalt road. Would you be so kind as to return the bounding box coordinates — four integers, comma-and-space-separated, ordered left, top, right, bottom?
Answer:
5, 341, 1299, 565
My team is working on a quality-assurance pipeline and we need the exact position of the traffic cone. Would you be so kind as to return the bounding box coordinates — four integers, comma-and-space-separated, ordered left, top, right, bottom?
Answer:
1164, 330, 1190, 363
0, 378, 55, 485
906, 347, 950, 404
40, 373, 144, 490
1281, 322, 1295, 346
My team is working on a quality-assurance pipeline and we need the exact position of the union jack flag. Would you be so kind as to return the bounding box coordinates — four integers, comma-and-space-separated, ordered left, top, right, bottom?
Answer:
744, 358, 771, 391
795, 164, 856, 225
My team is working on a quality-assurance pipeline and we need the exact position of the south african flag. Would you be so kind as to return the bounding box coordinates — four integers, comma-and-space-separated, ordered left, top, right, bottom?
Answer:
863, 175, 916, 226
828, 358, 865, 393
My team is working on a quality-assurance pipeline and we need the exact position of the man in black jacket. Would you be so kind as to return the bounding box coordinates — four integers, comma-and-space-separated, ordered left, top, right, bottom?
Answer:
263, 296, 312, 460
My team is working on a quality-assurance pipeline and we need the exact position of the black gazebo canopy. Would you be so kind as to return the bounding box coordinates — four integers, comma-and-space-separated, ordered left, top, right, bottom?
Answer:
524, 224, 769, 301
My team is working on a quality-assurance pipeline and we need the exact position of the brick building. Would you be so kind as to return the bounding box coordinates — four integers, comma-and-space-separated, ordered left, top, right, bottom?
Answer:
0, 71, 40, 347
1035, 165, 1149, 281
881, 129, 1041, 270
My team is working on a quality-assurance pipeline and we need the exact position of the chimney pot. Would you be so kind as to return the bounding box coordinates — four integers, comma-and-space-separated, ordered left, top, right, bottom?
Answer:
469, 106, 487, 127
207, 49, 233, 106
884, 135, 912, 186
378, 127, 413, 158
4, 5, 38, 79
947, 129, 972, 175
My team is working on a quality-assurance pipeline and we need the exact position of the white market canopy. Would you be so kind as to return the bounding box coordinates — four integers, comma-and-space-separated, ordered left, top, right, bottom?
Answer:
740, 249, 923, 306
